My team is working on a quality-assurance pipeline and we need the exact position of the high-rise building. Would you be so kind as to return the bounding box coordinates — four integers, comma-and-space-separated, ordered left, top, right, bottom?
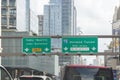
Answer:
110, 4, 120, 70
0, 0, 1, 64
1, 31, 46, 76
43, 1, 61, 36
59, 0, 78, 66
59, 0, 77, 66
1, 0, 16, 30
1, 0, 59, 76
112, 4, 120, 75
112, 6, 120, 52
38, 15, 44, 36
1, 0, 40, 76
61, 0, 75, 35
42, 0, 61, 76
43, 0, 76, 35
43, 0, 78, 68
1, 0, 38, 35
1, 0, 28, 30
73, 6, 77, 35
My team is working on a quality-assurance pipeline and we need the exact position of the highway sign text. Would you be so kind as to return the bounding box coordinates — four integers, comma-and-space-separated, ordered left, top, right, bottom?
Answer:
22, 37, 51, 54
62, 37, 98, 54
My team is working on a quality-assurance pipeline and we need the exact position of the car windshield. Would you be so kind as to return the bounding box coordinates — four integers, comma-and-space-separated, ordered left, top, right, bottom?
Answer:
0, 66, 12, 80
63, 67, 112, 80
19, 77, 44, 80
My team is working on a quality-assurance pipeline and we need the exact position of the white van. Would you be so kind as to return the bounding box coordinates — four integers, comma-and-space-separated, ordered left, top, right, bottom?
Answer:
0, 65, 13, 80
19, 75, 52, 80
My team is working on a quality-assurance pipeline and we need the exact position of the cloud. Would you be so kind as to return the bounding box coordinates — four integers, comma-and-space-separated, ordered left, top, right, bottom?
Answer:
75, 0, 118, 35
74, 0, 117, 53
31, 0, 49, 14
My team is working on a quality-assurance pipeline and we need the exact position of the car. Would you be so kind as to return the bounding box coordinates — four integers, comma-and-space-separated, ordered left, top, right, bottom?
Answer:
19, 75, 53, 80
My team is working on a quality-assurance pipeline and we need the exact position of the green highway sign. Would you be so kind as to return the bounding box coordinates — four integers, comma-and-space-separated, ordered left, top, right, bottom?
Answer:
22, 37, 51, 54
62, 37, 98, 54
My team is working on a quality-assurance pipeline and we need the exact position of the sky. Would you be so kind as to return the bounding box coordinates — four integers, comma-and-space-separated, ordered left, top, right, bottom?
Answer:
75, 0, 119, 35
31, 0, 119, 64
31, 0, 119, 35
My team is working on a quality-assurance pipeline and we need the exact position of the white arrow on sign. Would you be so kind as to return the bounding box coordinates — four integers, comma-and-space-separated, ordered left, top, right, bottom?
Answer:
45, 48, 49, 51
25, 48, 29, 52
64, 47, 68, 51
91, 47, 96, 51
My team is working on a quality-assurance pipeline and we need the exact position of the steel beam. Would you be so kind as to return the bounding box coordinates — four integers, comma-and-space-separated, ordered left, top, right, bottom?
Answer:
0, 52, 119, 56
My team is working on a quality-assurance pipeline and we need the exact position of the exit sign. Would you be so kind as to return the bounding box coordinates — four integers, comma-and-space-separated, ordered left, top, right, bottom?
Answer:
62, 37, 98, 54
22, 37, 51, 54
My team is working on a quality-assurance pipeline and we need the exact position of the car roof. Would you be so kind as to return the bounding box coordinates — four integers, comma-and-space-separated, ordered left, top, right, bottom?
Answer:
66, 64, 108, 69
20, 75, 50, 78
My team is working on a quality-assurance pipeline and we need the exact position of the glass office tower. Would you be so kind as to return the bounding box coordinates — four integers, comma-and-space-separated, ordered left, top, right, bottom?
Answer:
61, 0, 75, 35
43, 1, 61, 36
1, 0, 16, 29
1, 0, 38, 35
43, 0, 78, 67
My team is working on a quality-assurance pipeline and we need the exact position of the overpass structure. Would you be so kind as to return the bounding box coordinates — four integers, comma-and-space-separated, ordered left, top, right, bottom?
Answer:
0, 35, 119, 56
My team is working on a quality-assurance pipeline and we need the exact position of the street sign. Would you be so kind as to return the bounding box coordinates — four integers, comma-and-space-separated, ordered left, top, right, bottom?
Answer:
62, 37, 98, 54
22, 37, 51, 54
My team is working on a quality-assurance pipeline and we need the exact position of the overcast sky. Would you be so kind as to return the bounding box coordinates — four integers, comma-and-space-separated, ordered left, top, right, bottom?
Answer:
31, 0, 119, 35
75, 0, 119, 35
30, 0, 119, 48
31, 0, 119, 64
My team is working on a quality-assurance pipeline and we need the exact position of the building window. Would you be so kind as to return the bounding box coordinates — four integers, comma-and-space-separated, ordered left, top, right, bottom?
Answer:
2, 17, 7, 25
1, 8, 7, 15
9, 0, 16, 6
9, 8, 16, 15
9, 17, 16, 26
2, 26, 7, 29
2, 0, 7, 6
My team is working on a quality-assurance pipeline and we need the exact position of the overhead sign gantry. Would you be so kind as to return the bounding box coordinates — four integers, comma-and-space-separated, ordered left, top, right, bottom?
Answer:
0, 35, 117, 56
22, 36, 98, 54
62, 37, 98, 54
